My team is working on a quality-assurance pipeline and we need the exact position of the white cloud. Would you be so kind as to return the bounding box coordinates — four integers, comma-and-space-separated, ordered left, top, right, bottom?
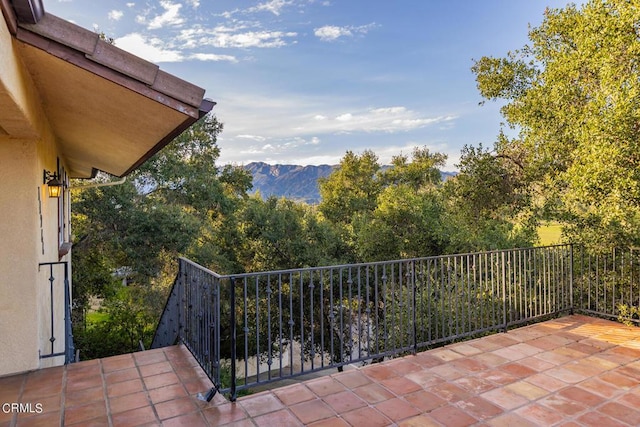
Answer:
314, 26, 351, 41
186, 0, 200, 7
108, 10, 124, 21
147, 1, 184, 29
126, 3, 135, 7
247, 0, 294, 16
115, 33, 183, 62
238, 134, 267, 142
190, 53, 238, 63
314, 23, 377, 41
179, 27, 297, 49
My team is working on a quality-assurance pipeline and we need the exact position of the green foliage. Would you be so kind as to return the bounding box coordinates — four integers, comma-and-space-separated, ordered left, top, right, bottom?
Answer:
318, 150, 381, 225
472, 0, 640, 250
74, 286, 156, 359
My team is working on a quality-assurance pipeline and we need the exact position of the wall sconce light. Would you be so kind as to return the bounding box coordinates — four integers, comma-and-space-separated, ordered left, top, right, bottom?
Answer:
43, 170, 63, 198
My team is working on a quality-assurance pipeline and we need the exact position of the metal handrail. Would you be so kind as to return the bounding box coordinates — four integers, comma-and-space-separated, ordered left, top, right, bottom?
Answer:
151, 244, 640, 401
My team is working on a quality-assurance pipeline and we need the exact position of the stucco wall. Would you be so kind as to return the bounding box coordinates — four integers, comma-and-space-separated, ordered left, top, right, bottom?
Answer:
0, 13, 71, 376
0, 138, 41, 375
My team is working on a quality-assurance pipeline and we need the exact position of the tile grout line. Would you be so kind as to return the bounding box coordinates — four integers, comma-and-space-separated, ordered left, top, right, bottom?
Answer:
59, 366, 67, 427
98, 359, 114, 427
132, 352, 162, 424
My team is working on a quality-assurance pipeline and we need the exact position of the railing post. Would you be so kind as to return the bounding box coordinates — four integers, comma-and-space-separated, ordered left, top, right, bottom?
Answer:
502, 251, 508, 332
569, 245, 574, 314
412, 261, 417, 354
229, 277, 237, 402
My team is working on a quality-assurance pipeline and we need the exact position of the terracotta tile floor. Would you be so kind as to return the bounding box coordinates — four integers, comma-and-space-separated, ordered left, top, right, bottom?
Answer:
1, 314, 639, 426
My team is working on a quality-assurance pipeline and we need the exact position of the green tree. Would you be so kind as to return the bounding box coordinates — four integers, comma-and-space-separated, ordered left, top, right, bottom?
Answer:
472, 0, 640, 249
318, 150, 381, 225
71, 114, 252, 358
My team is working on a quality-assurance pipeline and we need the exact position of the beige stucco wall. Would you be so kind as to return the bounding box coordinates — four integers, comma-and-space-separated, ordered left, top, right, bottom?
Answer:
0, 14, 71, 376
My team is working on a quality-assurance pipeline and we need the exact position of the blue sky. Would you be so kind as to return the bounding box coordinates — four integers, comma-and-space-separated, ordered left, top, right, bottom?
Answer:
45, 0, 575, 170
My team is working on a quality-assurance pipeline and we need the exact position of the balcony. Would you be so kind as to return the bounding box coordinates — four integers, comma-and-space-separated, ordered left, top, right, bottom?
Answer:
1, 244, 639, 425
0, 314, 639, 425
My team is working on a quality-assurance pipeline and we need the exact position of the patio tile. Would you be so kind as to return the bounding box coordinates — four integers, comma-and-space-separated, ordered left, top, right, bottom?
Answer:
64, 385, 104, 407
147, 383, 188, 404
598, 371, 639, 389
405, 369, 446, 388
448, 342, 484, 356
412, 352, 445, 368
598, 401, 640, 426
341, 406, 392, 427
238, 393, 284, 417
138, 360, 173, 377
107, 377, 144, 397
429, 404, 478, 427
63, 401, 107, 425
307, 416, 350, 427
429, 363, 466, 380
403, 390, 447, 412
104, 367, 140, 385
525, 373, 568, 392
305, 377, 346, 397
379, 376, 421, 395
559, 386, 607, 407
133, 349, 167, 366
480, 388, 529, 410
273, 384, 316, 406
254, 409, 302, 427
352, 382, 395, 404
154, 396, 199, 420
374, 397, 420, 421
486, 412, 538, 427
101, 354, 135, 372
15, 410, 62, 427
111, 406, 158, 426
362, 364, 398, 381
142, 372, 180, 390
430, 348, 465, 362
453, 375, 496, 394
428, 382, 471, 403
202, 402, 248, 425
2, 316, 640, 427
162, 412, 208, 427
500, 362, 537, 379
472, 352, 509, 368
332, 370, 371, 389
576, 410, 624, 427
108, 391, 150, 414
397, 414, 441, 427
385, 358, 422, 375
538, 395, 587, 416
504, 380, 548, 400
322, 390, 366, 414
515, 403, 565, 425
289, 398, 335, 424
454, 396, 502, 421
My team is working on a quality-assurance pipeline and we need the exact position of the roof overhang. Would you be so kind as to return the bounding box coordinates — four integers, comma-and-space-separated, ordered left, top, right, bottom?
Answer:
1, 0, 215, 178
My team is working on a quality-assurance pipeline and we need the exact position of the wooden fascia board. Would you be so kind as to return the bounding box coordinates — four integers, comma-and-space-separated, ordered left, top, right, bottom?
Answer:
1, 0, 18, 35
15, 27, 201, 119
119, 98, 216, 177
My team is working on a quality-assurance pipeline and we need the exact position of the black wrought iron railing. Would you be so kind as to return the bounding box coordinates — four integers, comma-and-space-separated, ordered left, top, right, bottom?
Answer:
38, 261, 75, 364
151, 244, 640, 401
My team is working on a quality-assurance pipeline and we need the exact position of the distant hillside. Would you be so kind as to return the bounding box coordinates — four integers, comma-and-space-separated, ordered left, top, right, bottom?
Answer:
243, 162, 457, 204
244, 162, 335, 204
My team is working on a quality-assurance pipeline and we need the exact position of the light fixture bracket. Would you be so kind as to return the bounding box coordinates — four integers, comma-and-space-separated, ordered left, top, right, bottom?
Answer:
43, 169, 63, 198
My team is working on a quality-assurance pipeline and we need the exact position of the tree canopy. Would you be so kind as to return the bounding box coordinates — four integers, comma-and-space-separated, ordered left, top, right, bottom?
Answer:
472, 0, 640, 249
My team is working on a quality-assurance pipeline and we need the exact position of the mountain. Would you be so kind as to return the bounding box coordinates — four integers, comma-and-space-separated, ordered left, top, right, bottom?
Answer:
243, 162, 457, 204
244, 162, 335, 204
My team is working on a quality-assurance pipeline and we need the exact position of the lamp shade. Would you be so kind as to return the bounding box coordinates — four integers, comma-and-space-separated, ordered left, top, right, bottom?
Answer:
46, 177, 62, 198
